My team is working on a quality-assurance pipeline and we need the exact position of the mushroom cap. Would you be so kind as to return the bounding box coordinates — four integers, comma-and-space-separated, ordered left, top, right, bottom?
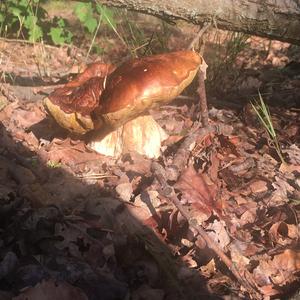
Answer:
44, 51, 202, 134
44, 62, 114, 134
44, 78, 103, 134
95, 50, 202, 129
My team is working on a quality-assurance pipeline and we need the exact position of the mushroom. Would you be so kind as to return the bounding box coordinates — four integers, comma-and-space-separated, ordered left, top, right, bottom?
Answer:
44, 61, 115, 135
44, 50, 205, 158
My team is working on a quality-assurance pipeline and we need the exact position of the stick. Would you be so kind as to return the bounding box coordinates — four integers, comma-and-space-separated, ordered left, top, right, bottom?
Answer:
188, 23, 211, 128
198, 70, 209, 127
188, 22, 211, 50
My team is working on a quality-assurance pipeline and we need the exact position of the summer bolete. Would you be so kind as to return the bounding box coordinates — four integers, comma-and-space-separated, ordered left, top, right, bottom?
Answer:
44, 50, 205, 158
44, 61, 115, 135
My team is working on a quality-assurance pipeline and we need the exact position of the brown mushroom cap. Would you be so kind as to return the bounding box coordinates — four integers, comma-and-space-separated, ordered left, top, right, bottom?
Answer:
64, 62, 115, 88
44, 51, 202, 135
44, 78, 104, 134
44, 62, 114, 134
94, 50, 202, 129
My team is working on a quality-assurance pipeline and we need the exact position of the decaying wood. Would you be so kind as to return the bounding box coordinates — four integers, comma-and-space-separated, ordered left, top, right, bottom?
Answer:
97, 0, 300, 46
151, 161, 261, 299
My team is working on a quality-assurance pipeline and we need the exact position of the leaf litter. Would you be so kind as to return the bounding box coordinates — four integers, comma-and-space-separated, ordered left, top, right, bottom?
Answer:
0, 36, 300, 300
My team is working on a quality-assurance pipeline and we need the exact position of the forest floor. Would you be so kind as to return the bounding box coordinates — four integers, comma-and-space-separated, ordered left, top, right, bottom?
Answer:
0, 9, 300, 300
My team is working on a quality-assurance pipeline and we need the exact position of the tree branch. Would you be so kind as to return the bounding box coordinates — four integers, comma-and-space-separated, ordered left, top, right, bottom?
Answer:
95, 0, 300, 45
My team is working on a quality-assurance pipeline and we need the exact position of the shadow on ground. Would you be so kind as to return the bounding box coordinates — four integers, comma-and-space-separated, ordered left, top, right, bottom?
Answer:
0, 122, 223, 300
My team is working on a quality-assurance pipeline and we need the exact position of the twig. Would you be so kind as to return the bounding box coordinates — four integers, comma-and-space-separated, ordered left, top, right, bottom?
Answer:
152, 123, 259, 298
198, 70, 209, 127
188, 23, 211, 128
76, 173, 117, 179
188, 22, 211, 50
151, 161, 261, 299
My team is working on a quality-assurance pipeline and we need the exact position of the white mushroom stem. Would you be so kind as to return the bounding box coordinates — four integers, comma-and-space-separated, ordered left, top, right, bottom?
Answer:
88, 115, 168, 158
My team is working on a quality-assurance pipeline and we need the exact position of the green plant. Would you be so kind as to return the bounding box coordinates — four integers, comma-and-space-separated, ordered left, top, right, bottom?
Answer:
120, 11, 148, 56
154, 20, 172, 52
73, 2, 120, 38
95, 3, 120, 39
0, 0, 73, 45
290, 198, 300, 205
251, 92, 285, 164
0, 1, 187, 59
29, 156, 39, 167
47, 160, 62, 169
73, 2, 173, 57
74, 2, 127, 57
48, 16, 73, 45
207, 31, 249, 88
74, 2, 98, 34
0, 0, 44, 41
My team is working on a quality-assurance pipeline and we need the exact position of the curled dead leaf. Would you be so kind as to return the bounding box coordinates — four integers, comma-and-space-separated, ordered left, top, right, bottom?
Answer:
269, 222, 299, 246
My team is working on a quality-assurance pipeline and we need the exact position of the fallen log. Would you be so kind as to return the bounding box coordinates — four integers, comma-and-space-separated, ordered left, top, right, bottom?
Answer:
98, 0, 300, 45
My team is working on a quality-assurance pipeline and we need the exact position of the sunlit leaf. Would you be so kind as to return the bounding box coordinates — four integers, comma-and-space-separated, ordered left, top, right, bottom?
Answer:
28, 24, 43, 42
74, 2, 92, 22
49, 27, 65, 45
84, 18, 97, 34
96, 4, 116, 28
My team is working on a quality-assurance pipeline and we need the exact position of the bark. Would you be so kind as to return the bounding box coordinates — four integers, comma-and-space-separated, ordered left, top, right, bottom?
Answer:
98, 0, 300, 45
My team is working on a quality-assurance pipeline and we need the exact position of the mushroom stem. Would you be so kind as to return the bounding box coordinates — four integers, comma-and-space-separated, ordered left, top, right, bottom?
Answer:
88, 114, 168, 158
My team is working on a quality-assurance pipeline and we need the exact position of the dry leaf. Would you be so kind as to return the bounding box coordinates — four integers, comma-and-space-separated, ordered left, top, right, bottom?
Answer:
270, 175, 295, 204
116, 182, 133, 202
269, 222, 299, 246
229, 242, 250, 268
11, 107, 45, 130
283, 144, 300, 165
206, 220, 230, 250
272, 249, 300, 275
200, 259, 216, 278
253, 249, 300, 293
279, 162, 300, 173
249, 180, 268, 194
46, 138, 103, 166
230, 240, 264, 257
175, 166, 218, 222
